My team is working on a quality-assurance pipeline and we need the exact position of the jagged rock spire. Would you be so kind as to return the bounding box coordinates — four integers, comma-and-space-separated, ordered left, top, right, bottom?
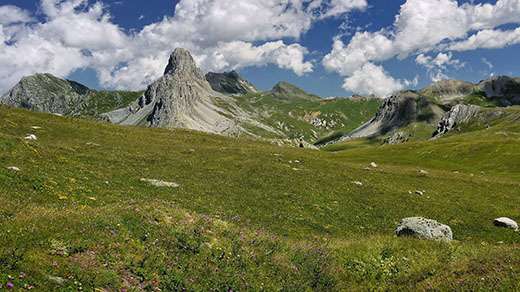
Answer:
163, 48, 205, 80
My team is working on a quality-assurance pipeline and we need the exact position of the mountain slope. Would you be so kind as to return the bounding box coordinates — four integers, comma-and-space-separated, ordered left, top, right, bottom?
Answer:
205, 70, 259, 95
0, 73, 141, 119
317, 91, 445, 146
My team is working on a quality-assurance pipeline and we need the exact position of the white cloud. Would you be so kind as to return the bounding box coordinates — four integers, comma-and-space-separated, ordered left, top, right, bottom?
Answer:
0, 5, 35, 25
0, 0, 367, 94
448, 27, 520, 51
481, 57, 493, 70
342, 63, 406, 97
415, 52, 463, 82
323, 0, 520, 96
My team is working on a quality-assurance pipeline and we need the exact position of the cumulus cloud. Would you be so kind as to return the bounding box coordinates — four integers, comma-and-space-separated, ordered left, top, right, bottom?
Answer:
0, 5, 34, 25
0, 0, 367, 94
448, 27, 520, 51
343, 63, 406, 97
323, 0, 520, 96
415, 52, 463, 82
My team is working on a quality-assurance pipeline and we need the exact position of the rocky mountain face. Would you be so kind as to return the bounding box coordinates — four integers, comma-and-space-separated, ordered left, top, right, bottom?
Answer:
478, 76, 520, 106
317, 91, 445, 146
103, 48, 246, 136
0, 73, 90, 116
431, 104, 481, 139
205, 71, 259, 95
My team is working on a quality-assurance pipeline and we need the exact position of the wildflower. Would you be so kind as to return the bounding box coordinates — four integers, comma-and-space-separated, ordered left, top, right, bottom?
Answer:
7, 283, 14, 287
146, 250, 150, 253
189, 279, 194, 283
216, 268, 219, 271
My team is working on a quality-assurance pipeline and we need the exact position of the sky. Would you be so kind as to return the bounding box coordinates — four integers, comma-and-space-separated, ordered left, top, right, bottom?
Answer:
1, 0, 520, 98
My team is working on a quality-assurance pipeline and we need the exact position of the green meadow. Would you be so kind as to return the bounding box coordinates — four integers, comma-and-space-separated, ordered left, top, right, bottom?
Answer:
1, 104, 520, 291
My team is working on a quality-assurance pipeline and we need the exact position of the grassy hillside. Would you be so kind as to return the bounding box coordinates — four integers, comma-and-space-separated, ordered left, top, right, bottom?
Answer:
1, 105, 520, 291
218, 93, 381, 143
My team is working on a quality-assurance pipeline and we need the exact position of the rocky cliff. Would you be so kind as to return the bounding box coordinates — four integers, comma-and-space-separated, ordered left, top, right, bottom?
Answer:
431, 104, 481, 139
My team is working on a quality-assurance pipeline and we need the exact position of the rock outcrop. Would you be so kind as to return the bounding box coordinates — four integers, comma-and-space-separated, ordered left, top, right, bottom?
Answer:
395, 217, 453, 242
102, 48, 243, 136
205, 71, 259, 95
431, 104, 480, 139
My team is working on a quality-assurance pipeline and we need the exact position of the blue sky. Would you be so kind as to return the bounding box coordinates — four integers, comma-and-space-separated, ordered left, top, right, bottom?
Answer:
1, 0, 519, 97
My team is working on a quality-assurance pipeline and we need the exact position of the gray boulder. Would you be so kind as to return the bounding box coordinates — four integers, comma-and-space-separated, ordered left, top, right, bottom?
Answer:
493, 217, 518, 231
396, 217, 453, 242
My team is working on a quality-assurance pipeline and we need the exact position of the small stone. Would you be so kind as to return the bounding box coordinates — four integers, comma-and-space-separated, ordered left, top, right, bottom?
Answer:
493, 217, 519, 231
419, 169, 428, 174
395, 217, 453, 242
370, 162, 378, 168
24, 134, 37, 140
30, 126, 42, 129
415, 190, 424, 196
105, 181, 110, 185
364, 167, 371, 171
141, 178, 179, 188
292, 168, 301, 171
48, 275, 65, 283
8, 166, 20, 171
86, 142, 100, 146
352, 181, 363, 186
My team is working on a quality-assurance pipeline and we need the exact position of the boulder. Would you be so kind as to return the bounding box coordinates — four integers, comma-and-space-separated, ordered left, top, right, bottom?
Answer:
396, 217, 453, 242
493, 217, 518, 231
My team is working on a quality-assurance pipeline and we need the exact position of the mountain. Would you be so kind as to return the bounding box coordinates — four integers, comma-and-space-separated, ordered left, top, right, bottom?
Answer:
205, 70, 259, 95
102, 48, 249, 136
0, 73, 141, 119
265, 81, 321, 102
0, 48, 381, 145
317, 91, 445, 146
319, 75, 520, 148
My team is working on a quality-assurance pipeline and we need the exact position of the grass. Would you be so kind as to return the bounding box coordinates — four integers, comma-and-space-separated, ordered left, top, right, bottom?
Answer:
220, 93, 381, 143
1, 104, 520, 291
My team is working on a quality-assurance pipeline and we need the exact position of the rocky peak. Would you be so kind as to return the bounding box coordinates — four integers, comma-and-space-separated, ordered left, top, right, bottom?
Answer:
205, 70, 259, 95
163, 48, 205, 80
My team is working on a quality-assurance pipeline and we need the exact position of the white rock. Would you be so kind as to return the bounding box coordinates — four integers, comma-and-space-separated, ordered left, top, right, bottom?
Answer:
415, 190, 424, 196
141, 178, 179, 188
419, 169, 429, 174
30, 126, 42, 129
494, 217, 519, 231
370, 162, 378, 168
396, 217, 453, 242
364, 167, 371, 171
352, 181, 363, 186
24, 134, 37, 140
86, 142, 100, 146
8, 166, 20, 171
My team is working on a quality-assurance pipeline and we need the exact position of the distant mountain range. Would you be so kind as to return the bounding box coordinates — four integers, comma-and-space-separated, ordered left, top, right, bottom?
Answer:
1, 48, 519, 147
